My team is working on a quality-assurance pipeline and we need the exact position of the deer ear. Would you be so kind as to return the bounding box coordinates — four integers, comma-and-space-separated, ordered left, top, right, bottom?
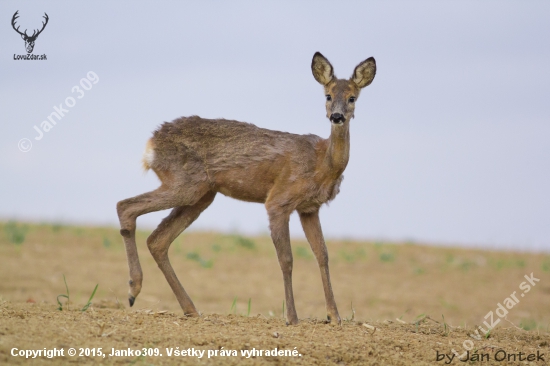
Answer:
351, 57, 376, 88
311, 52, 334, 86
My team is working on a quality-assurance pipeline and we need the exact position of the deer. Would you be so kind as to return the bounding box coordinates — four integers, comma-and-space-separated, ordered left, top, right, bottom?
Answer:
11, 11, 49, 54
117, 52, 376, 325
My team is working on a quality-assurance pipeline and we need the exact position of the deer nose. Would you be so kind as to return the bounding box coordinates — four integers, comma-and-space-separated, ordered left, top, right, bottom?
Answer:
330, 113, 345, 124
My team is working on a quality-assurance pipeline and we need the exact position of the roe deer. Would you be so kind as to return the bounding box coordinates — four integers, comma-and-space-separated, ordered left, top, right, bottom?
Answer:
117, 52, 376, 325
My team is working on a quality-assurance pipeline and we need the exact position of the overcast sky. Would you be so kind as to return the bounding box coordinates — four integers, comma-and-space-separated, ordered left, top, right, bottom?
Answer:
1, 1, 549, 252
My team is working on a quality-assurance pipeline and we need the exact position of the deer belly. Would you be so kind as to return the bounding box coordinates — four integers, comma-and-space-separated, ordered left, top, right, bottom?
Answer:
217, 182, 267, 203
212, 166, 273, 203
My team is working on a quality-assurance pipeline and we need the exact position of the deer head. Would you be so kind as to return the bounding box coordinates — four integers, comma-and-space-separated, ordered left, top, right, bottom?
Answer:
312, 52, 376, 124
12, 11, 49, 54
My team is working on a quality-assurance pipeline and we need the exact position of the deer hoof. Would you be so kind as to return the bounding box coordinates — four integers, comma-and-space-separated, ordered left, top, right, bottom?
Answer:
184, 311, 200, 318
326, 314, 341, 326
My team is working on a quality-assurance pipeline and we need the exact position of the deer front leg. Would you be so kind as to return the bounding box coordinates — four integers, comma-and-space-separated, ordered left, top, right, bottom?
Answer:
266, 205, 299, 325
299, 210, 341, 325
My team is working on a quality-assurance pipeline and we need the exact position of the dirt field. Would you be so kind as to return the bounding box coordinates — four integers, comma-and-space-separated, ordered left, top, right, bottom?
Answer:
1, 221, 549, 365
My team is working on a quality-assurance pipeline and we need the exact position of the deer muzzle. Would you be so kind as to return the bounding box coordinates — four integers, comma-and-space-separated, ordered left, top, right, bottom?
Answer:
330, 113, 345, 124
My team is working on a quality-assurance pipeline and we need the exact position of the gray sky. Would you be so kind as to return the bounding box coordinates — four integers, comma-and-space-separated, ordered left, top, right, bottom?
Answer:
1, 1, 549, 251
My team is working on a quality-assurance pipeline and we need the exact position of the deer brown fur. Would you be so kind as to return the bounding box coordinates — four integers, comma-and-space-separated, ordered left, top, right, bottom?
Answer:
117, 52, 376, 325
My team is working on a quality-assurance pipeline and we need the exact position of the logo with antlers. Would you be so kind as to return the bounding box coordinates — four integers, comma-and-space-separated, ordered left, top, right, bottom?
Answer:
12, 10, 49, 54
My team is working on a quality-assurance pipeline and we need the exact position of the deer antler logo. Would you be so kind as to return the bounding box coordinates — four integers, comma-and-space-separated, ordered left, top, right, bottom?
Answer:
12, 10, 49, 54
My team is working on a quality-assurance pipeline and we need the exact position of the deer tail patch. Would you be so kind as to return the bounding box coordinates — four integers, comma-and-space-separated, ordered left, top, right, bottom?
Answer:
142, 139, 155, 171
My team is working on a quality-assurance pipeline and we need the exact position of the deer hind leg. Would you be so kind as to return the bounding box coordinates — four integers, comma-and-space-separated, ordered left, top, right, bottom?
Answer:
116, 182, 209, 307
299, 210, 341, 325
146, 191, 216, 316
266, 203, 299, 325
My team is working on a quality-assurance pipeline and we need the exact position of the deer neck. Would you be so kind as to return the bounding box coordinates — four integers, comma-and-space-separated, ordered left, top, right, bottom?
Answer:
321, 122, 350, 179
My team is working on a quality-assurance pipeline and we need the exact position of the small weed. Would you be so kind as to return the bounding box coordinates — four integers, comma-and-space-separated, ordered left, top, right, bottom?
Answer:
491, 258, 525, 270
414, 267, 425, 275
56, 274, 98, 312
186, 252, 213, 268
516, 259, 526, 268
379, 253, 395, 262
339, 250, 354, 262
374, 241, 385, 248
519, 319, 538, 331
542, 261, 550, 272
102, 237, 112, 249
81, 284, 99, 312
211, 244, 221, 252
4, 221, 28, 245
414, 313, 426, 325
172, 240, 182, 254
247, 298, 252, 317
230, 296, 237, 314
339, 248, 367, 263
295, 246, 312, 259
233, 235, 256, 250
493, 259, 505, 270
439, 298, 458, 310
57, 274, 70, 311
187, 252, 200, 261
442, 315, 449, 336
460, 260, 476, 271
282, 300, 285, 318
51, 223, 64, 233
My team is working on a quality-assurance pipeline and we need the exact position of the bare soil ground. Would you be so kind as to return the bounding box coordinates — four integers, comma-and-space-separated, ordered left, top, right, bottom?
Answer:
0, 222, 549, 365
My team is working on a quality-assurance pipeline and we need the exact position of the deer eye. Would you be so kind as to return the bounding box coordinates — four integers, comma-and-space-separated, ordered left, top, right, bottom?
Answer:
326, 95, 332, 101
348, 96, 356, 103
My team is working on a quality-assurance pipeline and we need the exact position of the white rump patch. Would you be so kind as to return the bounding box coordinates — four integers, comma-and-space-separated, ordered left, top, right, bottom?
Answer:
142, 139, 155, 171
